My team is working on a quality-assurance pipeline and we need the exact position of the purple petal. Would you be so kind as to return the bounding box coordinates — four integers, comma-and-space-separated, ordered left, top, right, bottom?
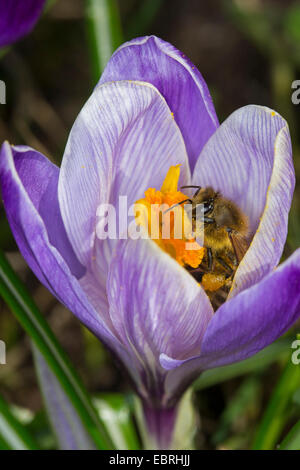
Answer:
192, 105, 295, 295
58, 80, 190, 273
0, 142, 118, 348
0, 142, 162, 394
79, 271, 113, 334
0, 0, 45, 47
99, 35, 219, 170
5, 145, 84, 278
107, 238, 214, 367
161, 248, 300, 372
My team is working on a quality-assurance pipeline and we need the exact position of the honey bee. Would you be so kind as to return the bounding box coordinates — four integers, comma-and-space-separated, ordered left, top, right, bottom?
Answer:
167, 185, 250, 307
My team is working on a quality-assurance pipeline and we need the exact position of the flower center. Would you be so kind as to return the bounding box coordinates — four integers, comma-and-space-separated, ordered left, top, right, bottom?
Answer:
134, 165, 205, 268
135, 165, 250, 310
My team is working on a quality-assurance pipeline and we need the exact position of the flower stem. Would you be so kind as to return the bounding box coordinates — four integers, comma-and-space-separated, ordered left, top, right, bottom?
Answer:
142, 404, 178, 450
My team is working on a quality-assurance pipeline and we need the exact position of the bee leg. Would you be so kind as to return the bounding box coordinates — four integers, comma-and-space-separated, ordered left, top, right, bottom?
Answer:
188, 266, 206, 274
192, 206, 197, 233
186, 264, 206, 282
203, 216, 215, 224
216, 257, 233, 278
207, 247, 213, 271
226, 227, 238, 266
188, 269, 205, 283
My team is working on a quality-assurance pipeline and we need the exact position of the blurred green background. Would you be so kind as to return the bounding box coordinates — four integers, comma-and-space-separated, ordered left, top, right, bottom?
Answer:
0, 0, 300, 450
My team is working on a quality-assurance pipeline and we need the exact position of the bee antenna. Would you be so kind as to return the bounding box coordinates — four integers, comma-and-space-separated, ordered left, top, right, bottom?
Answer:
181, 185, 202, 198
163, 199, 193, 214
180, 185, 201, 190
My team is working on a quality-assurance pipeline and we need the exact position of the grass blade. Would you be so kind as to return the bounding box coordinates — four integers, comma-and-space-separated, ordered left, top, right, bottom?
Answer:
94, 394, 141, 450
278, 420, 300, 450
0, 394, 39, 450
125, 0, 163, 39
85, 0, 123, 83
252, 358, 300, 450
0, 249, 114, 449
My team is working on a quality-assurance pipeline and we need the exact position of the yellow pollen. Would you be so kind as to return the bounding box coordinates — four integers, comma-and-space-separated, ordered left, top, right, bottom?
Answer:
202, 273, 227, 292
134, 165, 205, 268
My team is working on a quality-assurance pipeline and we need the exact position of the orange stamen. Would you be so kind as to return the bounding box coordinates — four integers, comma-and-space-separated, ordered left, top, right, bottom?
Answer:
134, 165, 205, 268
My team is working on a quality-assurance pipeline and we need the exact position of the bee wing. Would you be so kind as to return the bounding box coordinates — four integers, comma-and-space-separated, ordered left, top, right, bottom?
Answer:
228, 232, 249, 264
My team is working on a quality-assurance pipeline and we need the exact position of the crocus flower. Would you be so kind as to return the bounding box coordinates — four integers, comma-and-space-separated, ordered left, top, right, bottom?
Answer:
1, 35, 300, 449
0, 0, 46, 48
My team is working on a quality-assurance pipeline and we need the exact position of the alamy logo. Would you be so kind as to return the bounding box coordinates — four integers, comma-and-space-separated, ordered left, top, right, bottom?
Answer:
291, 80, 300, 105
0, 340, 6, 365
291, 339, 300, 365
0, 80, 6, 104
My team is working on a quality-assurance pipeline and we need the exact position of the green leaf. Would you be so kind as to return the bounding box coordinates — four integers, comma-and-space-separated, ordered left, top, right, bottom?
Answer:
212, 376, 260, 447
222, 0, 275, 56
0, 250, 114, 449
125, 0, 163, 39
0, 394, 39, 450
194, 337, 291, 390
45, 0, 58, 11
0, 47, 9, 58
252, 358, 300, 450
284, 4, 300, 42
85, 0, 123, 83
94, 394, 141, 450
279, 420, 300, 450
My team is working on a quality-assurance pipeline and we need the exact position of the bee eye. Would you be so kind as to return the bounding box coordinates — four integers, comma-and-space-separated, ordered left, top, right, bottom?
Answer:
203, 200, 214, 214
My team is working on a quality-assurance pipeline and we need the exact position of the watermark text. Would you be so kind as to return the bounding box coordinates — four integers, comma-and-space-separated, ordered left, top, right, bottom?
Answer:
95, 197, 205, 249
0, 80, 6, 104
291, 80, 300, 105
291, 339, 300, 365
0, 340, 6, 365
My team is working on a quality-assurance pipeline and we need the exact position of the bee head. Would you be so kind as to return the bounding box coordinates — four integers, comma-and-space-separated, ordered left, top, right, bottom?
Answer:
198, 187, 219, 215
203, 197, 214, 215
